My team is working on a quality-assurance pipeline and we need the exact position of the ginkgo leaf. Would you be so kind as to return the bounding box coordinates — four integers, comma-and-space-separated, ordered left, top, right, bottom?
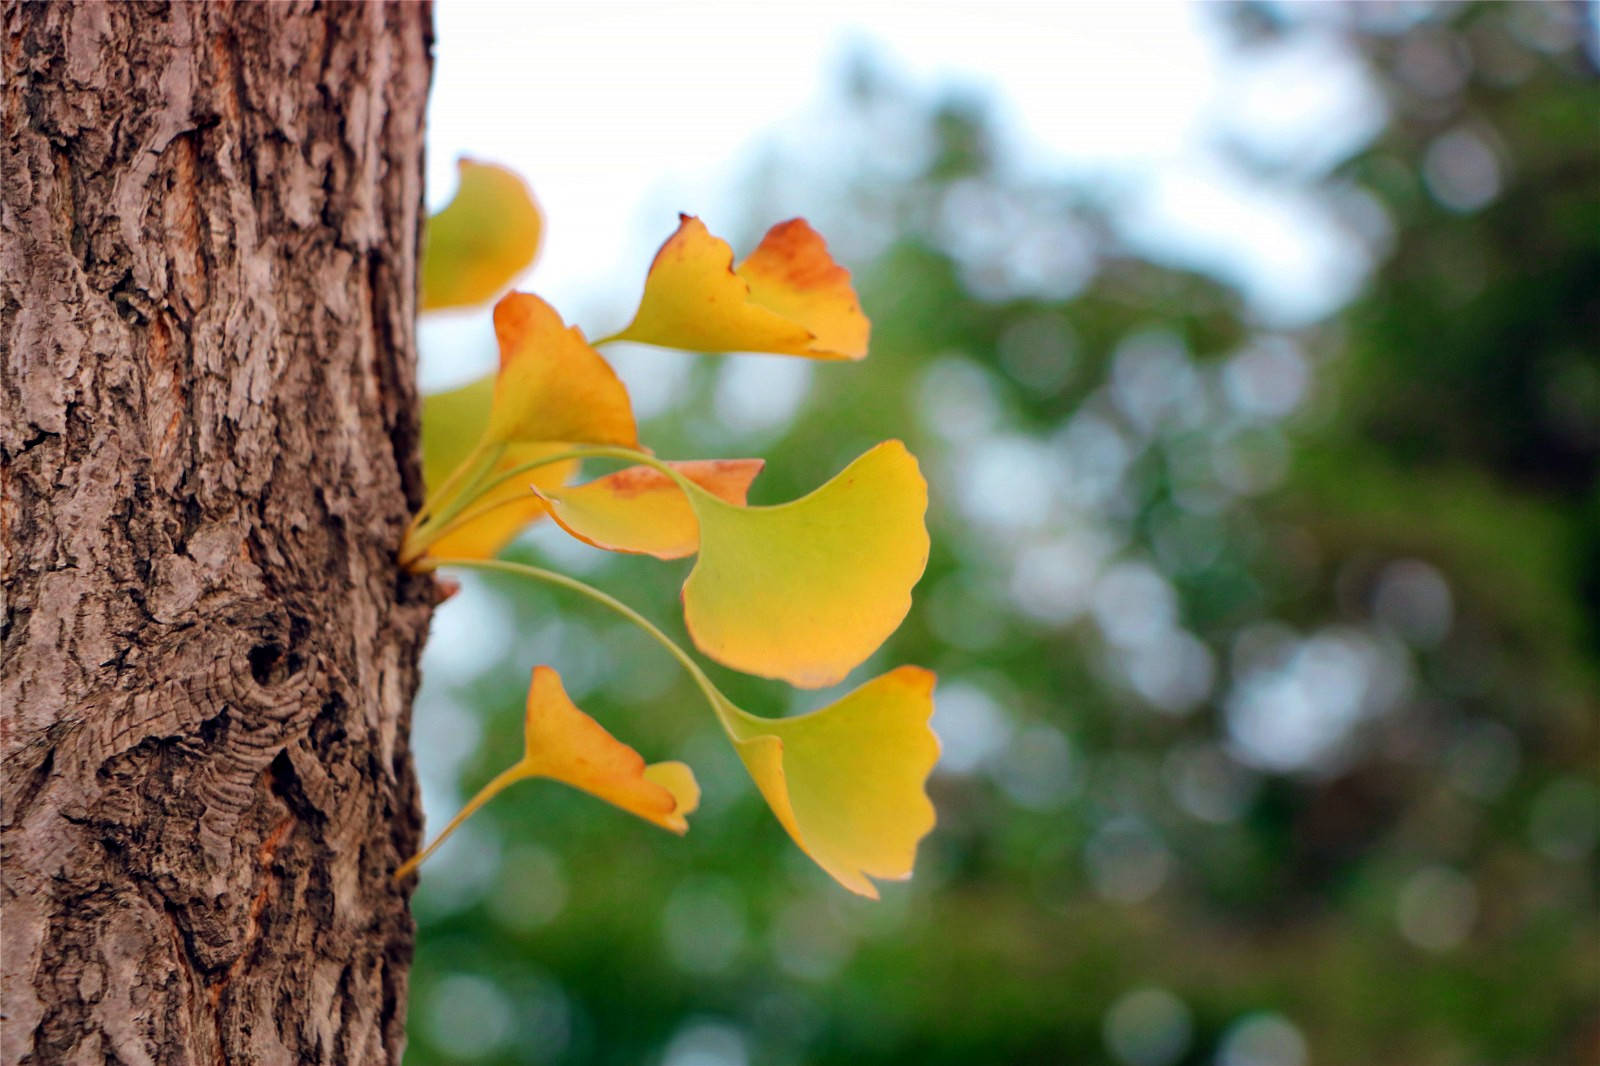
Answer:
642, 761, 702, 818
487, 293, 639, 448
535, 459, 765, 559
416, 380, 576, 561
404, 294, 638, 565
422, 376, 496, 492
719, 666, 939, 898
430, 443, 579, 560
395, 667, 698, 880
518, 666, 699, 833
612, 215, 869, 360
421, 159, 542, 311
736, 219, 871, 359
680, 440, 930, 688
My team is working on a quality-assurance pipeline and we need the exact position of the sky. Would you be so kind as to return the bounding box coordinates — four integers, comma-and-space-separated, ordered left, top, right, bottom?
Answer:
417, 0, 1386, 392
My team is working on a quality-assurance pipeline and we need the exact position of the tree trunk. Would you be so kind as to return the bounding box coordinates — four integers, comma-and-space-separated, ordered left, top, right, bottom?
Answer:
2, 4, 434, 1063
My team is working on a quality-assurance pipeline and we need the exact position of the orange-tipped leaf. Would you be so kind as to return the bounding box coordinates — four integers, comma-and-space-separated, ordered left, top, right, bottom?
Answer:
487, 293, 639, 448
614, 215, 868, 359
535, 459, 764, 559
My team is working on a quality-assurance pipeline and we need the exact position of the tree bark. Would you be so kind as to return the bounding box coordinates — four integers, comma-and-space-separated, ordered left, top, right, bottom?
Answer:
2, 4, 434, 1063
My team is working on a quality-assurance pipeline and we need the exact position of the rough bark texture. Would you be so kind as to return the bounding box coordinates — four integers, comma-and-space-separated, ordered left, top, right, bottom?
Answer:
2, 4, 434, 1063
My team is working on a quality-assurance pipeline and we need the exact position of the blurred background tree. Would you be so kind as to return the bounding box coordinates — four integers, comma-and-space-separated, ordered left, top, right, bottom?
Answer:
404, 3, 1598, 1064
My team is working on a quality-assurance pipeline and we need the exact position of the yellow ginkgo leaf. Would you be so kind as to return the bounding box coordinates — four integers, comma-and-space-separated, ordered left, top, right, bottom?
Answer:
642, 761, 701, 816
535, 459, 765, 560
612, 215, 869, 360
519, 666, 699, 832
395, 667, 698, 880
487, 293, 640, 448
720, 666, 939, 898
421, 159, 542, 312
681, 440, 929, 688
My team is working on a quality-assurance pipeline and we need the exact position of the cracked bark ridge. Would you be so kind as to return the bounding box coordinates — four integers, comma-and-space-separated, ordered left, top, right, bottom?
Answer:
2, 4, 435, 1063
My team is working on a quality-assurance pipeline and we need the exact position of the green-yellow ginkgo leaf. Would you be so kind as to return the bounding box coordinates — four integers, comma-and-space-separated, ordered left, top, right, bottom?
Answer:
421, 375, 496, 491
428, 443, 578, 560
611, 215, 869, 359
719, 666, 939, 898
395, 666, 698, 880
534, 459, 765, 560
401, 294, 639, 567
421, 159, 542, 312
417, 378, 578, 561
681, 440, 929, 688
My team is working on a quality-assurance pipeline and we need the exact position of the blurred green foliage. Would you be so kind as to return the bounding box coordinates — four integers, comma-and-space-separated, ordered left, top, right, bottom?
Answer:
405, 4, 1598, 1064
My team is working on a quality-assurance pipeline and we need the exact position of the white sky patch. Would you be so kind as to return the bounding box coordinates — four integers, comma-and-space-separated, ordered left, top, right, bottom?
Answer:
419, 572, 513, 684
1117, 160, 1372, 325
1212, 30, 1388, 177
417, 305, 498, 392
930, 677, 1012, 776
603, 341, 695, 423
712, 353, 815, 439
422, 0, 1377, 391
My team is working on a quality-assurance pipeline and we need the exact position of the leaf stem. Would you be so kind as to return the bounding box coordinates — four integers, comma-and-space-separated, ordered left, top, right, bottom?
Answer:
454, 444, 648, 504
416, 446, 602, 548
419, 556, 728, 723
539, 445, 698, 496
394, 762, 529, 881
420, 494, 528, 547
403, 441, 505, 558
404, 444, 691, 568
